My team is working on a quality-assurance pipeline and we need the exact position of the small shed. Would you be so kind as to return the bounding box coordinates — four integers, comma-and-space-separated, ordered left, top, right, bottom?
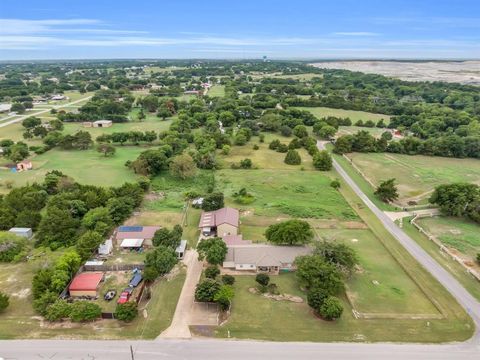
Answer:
93, 120, 113, 128
98, 239, 113, 255
120, 238, 144, 249
69, 272, 104, 297
176, 240, 187, 260
8, 227, 33, 239
17, 160, 32, 171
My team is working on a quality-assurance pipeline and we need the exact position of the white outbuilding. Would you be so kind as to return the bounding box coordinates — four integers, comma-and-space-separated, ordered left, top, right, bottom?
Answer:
8, 227, 33, 239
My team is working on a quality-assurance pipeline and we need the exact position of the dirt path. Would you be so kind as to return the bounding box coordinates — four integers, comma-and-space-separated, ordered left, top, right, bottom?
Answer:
158, 249, 203, 339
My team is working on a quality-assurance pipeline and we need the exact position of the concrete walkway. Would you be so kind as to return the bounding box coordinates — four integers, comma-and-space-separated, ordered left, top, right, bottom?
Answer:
159, 249, 203, 339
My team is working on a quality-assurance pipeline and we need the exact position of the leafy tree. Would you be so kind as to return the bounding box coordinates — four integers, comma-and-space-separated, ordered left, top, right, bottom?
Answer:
284, 149, 301, 165
315, 242, 358, 276
319, 296, 343, 320
205, 265, 220, 279
115, 301, 138, 322
197, 237, 227, 265
69, 301, 102, 322
269, 139, 281, 150
81, 207, 113, 236
265, 219, 313, 245
255, 273, 270, 287
36, 206, 79, 249
0, 291, 9, 312
429, 183, 480, 220
33, 290, 57, 315
195, 279, 221, 302
295, 255, 344, 294
32, 268, 53, 299
144, 245, 178, 277
374, 178, 399, 203
239, 158, 253, 169
313, 150, 332, 171
76, 231, 103, 260
130, 149, 169, 176
96, 143, 116, 157
214, 285, 235, 311
293, 125, 308, 138
8, 143, 29, 162
152, 226, 182, 249
222, 274, 235, 285
222, 145, 231, 155
202, 192, 224, 211
22, 116, 41, 129
169, 153, 197, 180
318, 125, 337, 139
143, 266, 159, 283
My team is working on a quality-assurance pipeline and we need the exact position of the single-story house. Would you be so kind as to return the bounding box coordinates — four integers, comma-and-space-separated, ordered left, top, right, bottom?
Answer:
98, 239, 113, 255
0, 103, 12, 113
17, 160, 32, 171
93, 120, 113, 128
8, 227, 33, 239
199, 207, 239, 237
115, 225, 160, 247
120, 238, 144, 249
175, 239, 187, 260
223, 245, 311, 274
51, 94, 67, 101
69, 272, 104, 297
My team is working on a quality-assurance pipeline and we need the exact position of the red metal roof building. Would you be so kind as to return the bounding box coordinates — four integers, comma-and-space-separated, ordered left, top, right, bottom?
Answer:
69, 272, 104, 297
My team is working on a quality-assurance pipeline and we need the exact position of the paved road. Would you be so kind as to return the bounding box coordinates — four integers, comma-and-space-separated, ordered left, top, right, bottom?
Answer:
1, 339, 479, 360
317, 141, 480, 339
0, 96, 92, 128
159, 249, 203, 339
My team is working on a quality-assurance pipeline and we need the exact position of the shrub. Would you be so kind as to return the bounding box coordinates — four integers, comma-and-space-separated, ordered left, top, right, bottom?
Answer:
276, 143, 289, 153
205, 265, 220, 279
330, 179, 341, 189
0, 232, 27, 262
115, 301, 138, 322
307, 287, 329, 310
269, 139, 281, 150
239, 158, 253, 169
0, 291, 9, 312
69, 301, 102, 322
265, 219, 313, 245
195, 279, 221, 302
213, 285, 235, 311
280, 125, 292, 137
267, 283, 279, 295
284, 149, 301, 165
319, 296, 343, 320
313, 151, 332, 171
253, 144, 259, 150
255, 273, 270, 287
44, 300, 71, 321
222, 274, 235, 285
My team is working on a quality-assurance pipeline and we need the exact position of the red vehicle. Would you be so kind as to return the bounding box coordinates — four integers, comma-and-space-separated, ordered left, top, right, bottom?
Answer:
117, 291, 130, 304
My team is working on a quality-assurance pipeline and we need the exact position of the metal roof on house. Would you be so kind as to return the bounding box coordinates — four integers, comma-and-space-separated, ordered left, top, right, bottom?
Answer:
225, 245, 311, 267
69, 272, 103, 291
222, 234, 252, 245
175, 239, 187, 254
198, 207, 239, 228
116, 226, 160, 240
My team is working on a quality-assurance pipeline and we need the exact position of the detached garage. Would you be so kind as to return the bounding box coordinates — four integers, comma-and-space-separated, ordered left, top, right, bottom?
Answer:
69, 272, 104, 297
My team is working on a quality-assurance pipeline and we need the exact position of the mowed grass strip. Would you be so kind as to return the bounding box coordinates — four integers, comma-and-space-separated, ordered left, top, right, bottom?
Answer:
298, 106, 390, 123
215, 273, 472, 343
0, 147, 144, 192
347, 152, 480, 203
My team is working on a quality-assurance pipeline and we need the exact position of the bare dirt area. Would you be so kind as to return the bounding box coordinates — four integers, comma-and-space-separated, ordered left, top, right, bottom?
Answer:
310, 61, 480, 85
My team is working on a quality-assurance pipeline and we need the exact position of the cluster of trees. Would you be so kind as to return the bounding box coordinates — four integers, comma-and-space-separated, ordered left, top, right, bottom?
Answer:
295, 242, 358, 320
0, 232, 28, 262
197, 237, 228, 265
96, 131, 157, 145
195, 274, 235, 311
429, 183, 480, 223
58, 89, 134, 123
22, 116, 63, 140
0, 139, 29, 162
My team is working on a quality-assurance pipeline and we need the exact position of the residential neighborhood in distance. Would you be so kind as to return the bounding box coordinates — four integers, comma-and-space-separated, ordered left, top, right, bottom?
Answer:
0, 1, 480, 359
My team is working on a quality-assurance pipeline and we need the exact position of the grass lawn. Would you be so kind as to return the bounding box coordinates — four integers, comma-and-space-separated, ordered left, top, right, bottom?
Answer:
214, 273, 472, 343
216, 168, 358, 221
337, 126, 387, 137
208, 85, 225, 97
0, 147, 144, 193
299, 107, 390, 123
417, 216, 480, 258
346, 152, 480, 204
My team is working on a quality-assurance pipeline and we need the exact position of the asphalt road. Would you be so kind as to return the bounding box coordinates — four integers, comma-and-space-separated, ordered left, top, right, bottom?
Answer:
1, 142, 480, 359
317, 141, 480, 336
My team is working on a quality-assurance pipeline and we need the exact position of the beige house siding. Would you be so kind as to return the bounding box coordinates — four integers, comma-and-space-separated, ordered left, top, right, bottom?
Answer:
70, 290, 97, 297
217, 223, 238, 237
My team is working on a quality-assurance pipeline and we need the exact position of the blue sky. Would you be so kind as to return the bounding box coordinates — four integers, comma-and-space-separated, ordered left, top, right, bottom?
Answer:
0, 0, 479, 60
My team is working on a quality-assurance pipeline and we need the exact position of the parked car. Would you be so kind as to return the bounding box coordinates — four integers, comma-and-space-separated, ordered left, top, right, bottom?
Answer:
117, 291, 130, 304
104, 290, 117, 301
